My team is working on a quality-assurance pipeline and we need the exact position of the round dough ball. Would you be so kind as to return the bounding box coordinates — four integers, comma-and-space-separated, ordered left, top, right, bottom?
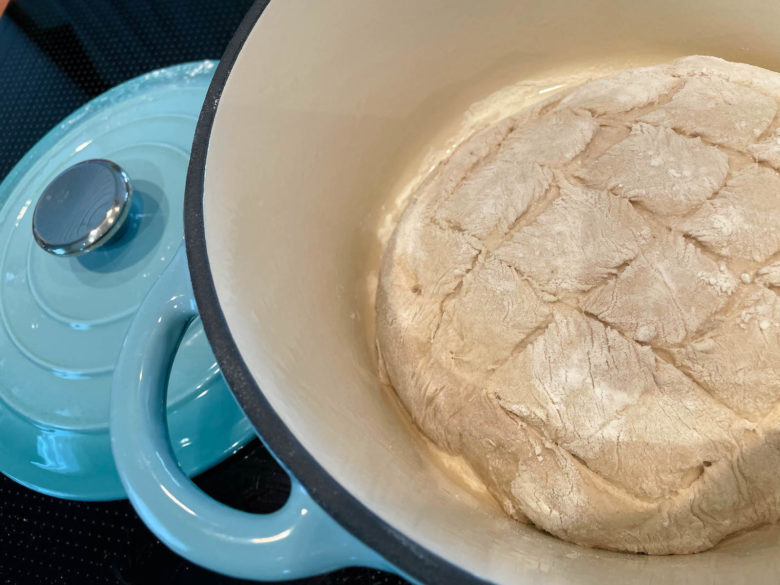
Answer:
376, 56, 780, 554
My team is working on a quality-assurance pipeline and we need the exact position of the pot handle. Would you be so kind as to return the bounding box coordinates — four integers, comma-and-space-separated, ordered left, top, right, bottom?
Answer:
110, 246, 389, 580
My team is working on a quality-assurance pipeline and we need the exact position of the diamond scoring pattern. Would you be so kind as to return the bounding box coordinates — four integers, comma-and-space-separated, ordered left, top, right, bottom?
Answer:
429, 70, 780, 374
413, 63, 780, 500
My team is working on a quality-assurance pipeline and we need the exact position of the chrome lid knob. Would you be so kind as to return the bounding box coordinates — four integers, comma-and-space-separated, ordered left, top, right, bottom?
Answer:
32, 159, 133, 256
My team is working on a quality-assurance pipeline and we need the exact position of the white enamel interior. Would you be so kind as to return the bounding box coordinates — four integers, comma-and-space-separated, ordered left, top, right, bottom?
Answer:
203, 1, 780, 583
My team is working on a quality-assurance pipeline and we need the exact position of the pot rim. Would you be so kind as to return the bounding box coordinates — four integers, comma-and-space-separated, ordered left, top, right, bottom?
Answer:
183, 2, 484, 583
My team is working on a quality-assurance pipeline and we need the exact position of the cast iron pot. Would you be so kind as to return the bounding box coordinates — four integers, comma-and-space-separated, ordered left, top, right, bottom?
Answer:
109, 1, 780, 583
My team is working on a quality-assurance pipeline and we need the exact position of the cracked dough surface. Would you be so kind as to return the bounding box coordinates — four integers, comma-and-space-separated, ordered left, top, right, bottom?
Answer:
376, 56, 780, 554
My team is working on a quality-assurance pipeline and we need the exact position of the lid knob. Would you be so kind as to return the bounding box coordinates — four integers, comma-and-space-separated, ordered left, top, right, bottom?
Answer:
32, 159, 133, 256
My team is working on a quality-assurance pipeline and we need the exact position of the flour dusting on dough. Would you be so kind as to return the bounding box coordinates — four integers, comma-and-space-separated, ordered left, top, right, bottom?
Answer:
376, 56, 780, 555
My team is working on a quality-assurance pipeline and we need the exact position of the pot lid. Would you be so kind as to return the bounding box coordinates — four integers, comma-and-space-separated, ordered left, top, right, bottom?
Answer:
0, 61, 254, 500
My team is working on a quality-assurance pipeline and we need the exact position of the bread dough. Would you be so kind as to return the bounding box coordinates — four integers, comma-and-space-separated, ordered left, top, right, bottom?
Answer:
376, 56, 780, 554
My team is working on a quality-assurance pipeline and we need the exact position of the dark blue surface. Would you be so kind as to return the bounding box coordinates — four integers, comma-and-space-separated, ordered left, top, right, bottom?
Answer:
0, 2, 407, 584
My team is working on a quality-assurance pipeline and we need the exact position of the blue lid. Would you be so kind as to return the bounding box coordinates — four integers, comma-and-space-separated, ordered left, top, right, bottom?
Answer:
0, 61, 254, 500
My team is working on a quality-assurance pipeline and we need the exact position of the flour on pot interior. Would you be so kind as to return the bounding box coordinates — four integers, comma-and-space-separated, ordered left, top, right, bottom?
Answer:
375, 56, 780, 554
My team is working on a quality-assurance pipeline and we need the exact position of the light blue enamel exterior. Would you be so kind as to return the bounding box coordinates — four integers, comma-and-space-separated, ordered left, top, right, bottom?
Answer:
0, 61, 254, 500
110, 246, 392, 580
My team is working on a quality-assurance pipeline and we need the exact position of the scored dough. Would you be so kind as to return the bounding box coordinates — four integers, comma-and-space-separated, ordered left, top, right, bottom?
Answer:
376, 56, 780, 554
